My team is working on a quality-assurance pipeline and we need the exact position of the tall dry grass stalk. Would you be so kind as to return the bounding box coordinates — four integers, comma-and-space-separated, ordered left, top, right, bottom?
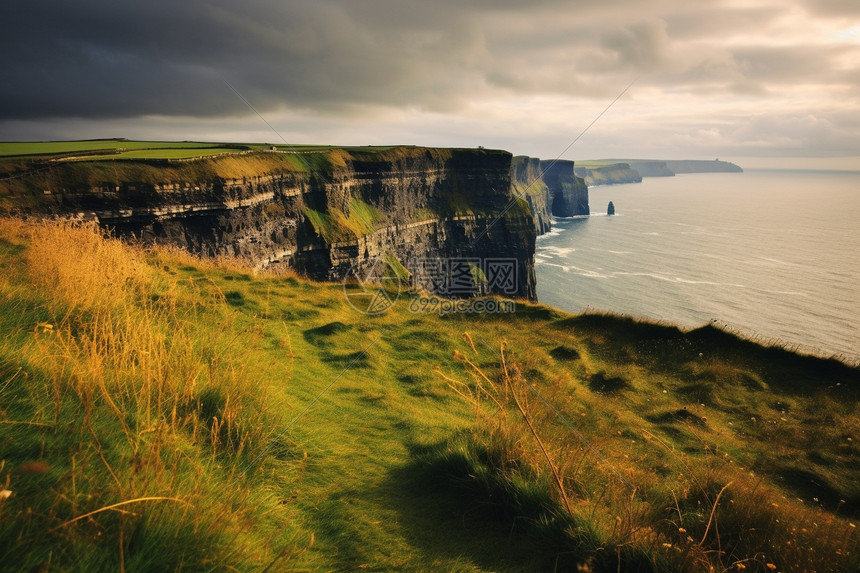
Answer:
24, 219, 152, 311
0, 218, 281, 568
20, 220, 268, 451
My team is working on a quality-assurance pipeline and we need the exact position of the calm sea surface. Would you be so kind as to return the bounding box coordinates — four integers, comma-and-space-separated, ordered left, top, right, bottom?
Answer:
535, 170, 860, 363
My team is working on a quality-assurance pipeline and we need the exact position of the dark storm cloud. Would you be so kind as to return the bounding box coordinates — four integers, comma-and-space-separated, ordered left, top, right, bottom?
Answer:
11, 0, 849, 121
0, 0, 498, 119
1, 0, 859, 161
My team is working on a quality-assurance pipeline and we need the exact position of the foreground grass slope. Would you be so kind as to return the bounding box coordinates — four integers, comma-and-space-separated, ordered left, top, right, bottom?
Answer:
0, 219, 858, 572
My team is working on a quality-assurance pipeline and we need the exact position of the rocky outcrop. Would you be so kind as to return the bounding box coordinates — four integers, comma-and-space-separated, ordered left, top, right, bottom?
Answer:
510, 156, 589, 234
2, 147, 537, 300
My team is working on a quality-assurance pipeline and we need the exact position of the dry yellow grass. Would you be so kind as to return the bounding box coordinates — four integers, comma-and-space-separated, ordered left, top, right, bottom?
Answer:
0, 218, 290, 570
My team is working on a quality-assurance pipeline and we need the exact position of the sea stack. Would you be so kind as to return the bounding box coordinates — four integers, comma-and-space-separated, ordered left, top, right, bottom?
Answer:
607, 201, 615, 215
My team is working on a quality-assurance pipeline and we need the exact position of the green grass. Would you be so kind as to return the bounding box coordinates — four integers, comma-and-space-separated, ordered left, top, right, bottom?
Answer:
0, 140, 406, 160
303, 196, 385, 242
86, 147, 245, 160
1, 219, 858, 572
0, 139, 238, 158
246, 144, 404, 153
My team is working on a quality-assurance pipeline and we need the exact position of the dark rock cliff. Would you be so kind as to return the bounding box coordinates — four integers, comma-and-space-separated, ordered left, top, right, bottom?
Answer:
1, 147, 537, 300
539, 160, 590, 218
510, 156, 589, 234
510, 157, 551, 235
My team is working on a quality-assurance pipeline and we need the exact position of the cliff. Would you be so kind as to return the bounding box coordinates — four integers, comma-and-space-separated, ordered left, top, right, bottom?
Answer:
539, 160, 590, 218
574, 162, 642, 186
626, 160, 674, 177
574, 159, 743, 185
662, 159, 743, 174
510, 156, 589, 234
628, 159, 743, 176
0, 146, 537, 299
510, 156, 551, 235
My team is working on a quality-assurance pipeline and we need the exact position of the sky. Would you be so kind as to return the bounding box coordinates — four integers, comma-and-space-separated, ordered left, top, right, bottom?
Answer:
2, 0, 859, 168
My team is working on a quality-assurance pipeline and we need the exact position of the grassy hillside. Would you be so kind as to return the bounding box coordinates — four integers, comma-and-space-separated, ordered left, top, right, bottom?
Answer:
1, 219, 858, 572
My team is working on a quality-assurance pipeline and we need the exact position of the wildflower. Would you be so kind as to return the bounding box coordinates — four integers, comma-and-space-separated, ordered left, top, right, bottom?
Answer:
766, 564, 777, 570
0, 490, 11, 502
678, 527, 687, 534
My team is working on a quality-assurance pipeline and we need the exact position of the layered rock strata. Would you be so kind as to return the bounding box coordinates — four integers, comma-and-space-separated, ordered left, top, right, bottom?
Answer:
2, 147, 537, 299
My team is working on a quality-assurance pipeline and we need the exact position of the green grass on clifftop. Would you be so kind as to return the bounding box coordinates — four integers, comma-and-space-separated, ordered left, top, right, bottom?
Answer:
0, 219, 858, 572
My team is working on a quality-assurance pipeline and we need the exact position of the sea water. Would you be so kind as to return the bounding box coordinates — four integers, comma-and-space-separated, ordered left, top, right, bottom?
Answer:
535, 170, 860, 363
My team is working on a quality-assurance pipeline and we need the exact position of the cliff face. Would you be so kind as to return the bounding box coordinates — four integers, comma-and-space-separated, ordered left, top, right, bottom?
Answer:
661, 160, 743, 174
539, 160, 589, 218
574, 159, 744, 185
510, 156, 589, 234
574, 163, 643, 186
627, 161, 674, 177
2, 148, 537, 300
627, 159, 743, 177
510, 157, 550, 234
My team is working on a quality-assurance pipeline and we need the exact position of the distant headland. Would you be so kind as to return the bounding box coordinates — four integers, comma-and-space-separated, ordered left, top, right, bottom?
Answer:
575, 158, 743, 186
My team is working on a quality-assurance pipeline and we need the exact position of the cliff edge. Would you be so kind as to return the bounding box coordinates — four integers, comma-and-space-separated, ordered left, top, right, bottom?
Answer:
0, 146, 537, 299
510, 156, 589, 234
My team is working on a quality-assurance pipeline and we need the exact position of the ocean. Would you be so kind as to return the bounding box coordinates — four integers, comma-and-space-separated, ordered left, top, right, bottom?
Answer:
535, 170, 860, 363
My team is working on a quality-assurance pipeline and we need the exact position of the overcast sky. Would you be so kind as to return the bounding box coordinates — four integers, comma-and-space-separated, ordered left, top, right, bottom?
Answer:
2, 0, 859, 167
